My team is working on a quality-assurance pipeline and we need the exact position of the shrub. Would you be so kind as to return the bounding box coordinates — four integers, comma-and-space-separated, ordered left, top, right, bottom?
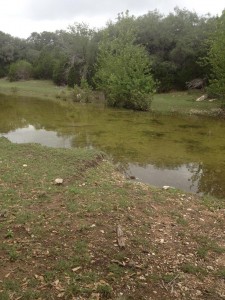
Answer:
8, 60, 33, 81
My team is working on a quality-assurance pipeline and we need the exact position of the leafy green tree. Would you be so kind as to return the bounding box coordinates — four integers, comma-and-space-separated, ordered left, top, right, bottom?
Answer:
52, 55, 68, 85
8, 60, 33, 81
94, 13, 155, 111
67, 65, 81, 87
207, 11, 225, 98
34, 51, 55, 79
136, 8, 215, 91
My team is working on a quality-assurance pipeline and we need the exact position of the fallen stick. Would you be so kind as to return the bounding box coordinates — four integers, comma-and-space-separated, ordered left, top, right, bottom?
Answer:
117, 225, 125, 248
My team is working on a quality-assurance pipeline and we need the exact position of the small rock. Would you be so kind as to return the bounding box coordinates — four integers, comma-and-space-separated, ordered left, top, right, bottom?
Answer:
23, 164, 28, 167
54, 178, 63, 185
196, 94, 208, 102
163, 186, 170, 190
72, 266, 82, 272
196, 290, 202, 296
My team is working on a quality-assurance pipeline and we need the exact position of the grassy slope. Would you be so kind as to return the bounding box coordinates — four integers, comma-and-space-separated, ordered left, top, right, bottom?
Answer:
0, 78, 73, 102
151, 91, 223, 114
0, 137, 225, 299
0, 78, 223, 114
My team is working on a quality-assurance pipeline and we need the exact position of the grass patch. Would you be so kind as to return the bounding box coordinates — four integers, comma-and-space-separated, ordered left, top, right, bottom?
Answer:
181, 263, 207, 275
216, 268, 225, 279
152, 91, 222, 114
195, 236, 225, 259
96, 284, 113, 298
0, 78, 73, 102
200, 195, 225, 211
171, 212, 188, 226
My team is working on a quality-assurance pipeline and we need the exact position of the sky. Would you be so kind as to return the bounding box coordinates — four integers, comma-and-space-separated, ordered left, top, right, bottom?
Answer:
0, 0, 224, 39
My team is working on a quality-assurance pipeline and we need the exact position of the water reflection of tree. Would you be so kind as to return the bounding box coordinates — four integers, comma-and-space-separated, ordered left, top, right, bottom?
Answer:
188, 163, 225, 198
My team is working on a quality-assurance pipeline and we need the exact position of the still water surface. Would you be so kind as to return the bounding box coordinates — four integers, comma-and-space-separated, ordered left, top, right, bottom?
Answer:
1, 95, 225, 198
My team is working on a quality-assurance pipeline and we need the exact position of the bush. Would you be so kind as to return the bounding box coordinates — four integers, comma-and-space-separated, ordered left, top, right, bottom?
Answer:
94, 13, 155, 111
73, 78, 93, 103
8, 60, 33, 81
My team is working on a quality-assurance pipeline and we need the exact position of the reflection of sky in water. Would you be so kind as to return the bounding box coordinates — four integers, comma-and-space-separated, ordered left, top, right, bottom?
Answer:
127, 163, 201, 194
1, 125, 72, 148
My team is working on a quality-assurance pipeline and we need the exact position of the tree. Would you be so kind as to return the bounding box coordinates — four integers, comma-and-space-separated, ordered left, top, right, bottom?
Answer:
52, 55, 68, 85
8, 60, 33, 81
136, 8, 215, 91
207, 11, 225, 98
94, 12, 155, 111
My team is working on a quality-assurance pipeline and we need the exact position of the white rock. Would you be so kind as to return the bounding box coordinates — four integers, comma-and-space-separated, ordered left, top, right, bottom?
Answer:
54, 178, 63, 185
163, 186, 170, 190
196, 94, 208, 102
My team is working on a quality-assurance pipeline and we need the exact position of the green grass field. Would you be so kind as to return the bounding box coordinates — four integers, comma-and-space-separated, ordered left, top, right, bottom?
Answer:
0, 78, 73, 102
152, 91, 223, 114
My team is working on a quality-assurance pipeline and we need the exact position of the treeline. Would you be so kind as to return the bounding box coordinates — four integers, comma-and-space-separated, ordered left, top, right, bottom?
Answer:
0, 8, 224, 97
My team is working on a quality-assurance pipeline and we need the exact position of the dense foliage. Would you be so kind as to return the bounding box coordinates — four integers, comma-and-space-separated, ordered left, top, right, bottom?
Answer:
207, 11, 225, 98
94, 13, 155, 110
8, 60, 33, 81
0, 7, 224, 108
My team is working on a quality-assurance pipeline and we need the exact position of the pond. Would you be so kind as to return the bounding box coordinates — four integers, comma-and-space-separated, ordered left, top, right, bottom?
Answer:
1, 95, 225, 198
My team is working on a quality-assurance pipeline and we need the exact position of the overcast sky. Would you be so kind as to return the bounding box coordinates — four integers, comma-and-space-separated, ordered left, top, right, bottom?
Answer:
0, 0, 224, 38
